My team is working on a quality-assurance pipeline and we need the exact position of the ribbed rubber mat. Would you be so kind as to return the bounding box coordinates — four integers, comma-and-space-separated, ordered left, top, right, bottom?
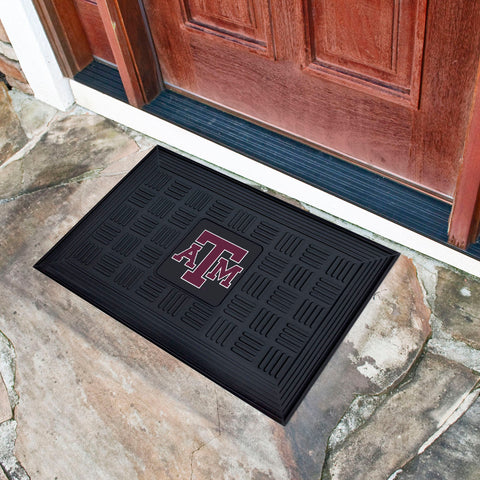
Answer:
35, 146, 399, 424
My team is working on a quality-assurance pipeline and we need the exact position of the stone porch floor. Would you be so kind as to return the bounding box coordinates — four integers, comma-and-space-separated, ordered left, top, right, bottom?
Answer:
0, 82, 479, 480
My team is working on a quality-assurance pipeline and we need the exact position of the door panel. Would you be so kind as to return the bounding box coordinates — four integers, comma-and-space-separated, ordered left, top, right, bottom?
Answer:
304, 0, 426, 105
143, 0, 480, 197
73, 0, 115, 64
191, 41, 413, 178
316, 0, 402, 71
181, 0, 274, 55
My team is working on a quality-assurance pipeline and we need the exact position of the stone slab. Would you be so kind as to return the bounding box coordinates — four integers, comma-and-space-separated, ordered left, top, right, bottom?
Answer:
0, 157, 23, 200
0, 332, 17, 421
0, 110, 138, 202
0, 420, 29, 479
284, 255, 431, 478
343, 255, 431, 390
21, 114, 137, 194
5, 77, 33, 96
0, 376, 11, 424
0, 54, 25, 83
323, 353, 479, 480
0, 81, 27, 166
435, 268, 480, 349
0, 41, 16, 62
0, 21, 9, 44
395, 393, 480, 480
9, 89, 57, 139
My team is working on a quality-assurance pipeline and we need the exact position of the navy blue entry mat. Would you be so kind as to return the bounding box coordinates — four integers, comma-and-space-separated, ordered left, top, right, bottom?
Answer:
35, 146, 399, 424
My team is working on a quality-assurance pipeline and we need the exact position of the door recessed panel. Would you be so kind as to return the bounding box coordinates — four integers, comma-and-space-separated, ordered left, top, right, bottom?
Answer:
304, 0, 427, 105
323, 0, 399, 72
182, 0, 274, 54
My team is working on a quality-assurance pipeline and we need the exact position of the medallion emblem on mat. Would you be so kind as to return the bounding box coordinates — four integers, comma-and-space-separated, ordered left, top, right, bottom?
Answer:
158, 219, 262, 305
171, 229, 248, 289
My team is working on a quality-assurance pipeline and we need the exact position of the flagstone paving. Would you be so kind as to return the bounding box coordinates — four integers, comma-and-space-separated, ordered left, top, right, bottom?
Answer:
0, 86, 479, 480
0, 83, 26, 166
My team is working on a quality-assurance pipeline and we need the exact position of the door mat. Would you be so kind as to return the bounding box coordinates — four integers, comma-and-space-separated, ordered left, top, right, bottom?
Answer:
35, 146, 399, 424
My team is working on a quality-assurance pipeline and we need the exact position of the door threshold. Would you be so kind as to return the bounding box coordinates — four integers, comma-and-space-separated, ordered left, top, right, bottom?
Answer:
72, 62, 480, 277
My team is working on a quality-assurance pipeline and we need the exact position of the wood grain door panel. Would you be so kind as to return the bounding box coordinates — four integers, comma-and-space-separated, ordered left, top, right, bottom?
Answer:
191, 40, 413, 179
181, 0, 274, 54
304, 0, 427, 105
73, 0, 115, 64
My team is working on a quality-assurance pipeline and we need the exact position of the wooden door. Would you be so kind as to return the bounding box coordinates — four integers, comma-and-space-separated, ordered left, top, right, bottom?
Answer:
141, 0, 480, 199
73, 0, 115, 64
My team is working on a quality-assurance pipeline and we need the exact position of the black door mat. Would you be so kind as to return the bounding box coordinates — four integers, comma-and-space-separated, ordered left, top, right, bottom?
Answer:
35, 146, 399, 424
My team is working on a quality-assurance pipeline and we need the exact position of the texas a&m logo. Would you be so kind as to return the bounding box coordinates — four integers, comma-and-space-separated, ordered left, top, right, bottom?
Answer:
158, 220, 262, 306
172, 229, 248, 289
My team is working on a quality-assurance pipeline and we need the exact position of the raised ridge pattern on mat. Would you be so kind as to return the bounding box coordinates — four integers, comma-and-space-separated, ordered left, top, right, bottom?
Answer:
35, 146, 399, 423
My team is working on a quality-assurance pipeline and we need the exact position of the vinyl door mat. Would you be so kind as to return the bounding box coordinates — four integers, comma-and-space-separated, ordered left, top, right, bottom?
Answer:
35, 146, 399, 424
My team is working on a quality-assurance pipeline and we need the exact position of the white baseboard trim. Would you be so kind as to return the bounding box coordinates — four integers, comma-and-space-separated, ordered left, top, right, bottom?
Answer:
71, 79, 480, 278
